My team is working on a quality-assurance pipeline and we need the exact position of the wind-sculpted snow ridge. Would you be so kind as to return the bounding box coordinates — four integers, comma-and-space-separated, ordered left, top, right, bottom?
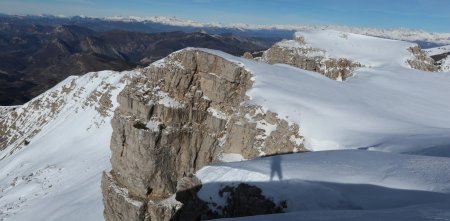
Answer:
0, 70, 136, 221
197, 32, 450, 152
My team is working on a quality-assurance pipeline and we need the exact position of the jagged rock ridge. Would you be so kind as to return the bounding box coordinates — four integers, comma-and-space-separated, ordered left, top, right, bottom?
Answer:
102, 49, 304, 221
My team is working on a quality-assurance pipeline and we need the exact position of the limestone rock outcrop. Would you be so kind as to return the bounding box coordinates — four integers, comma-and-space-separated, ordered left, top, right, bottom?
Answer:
408, 45, 439, 72
261, 35, 439, 81
261, 37, 362, 81
102, 49, 304, 221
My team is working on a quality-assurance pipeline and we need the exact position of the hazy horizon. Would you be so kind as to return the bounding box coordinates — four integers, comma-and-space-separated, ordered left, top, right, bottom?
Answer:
0, 0, 449, 32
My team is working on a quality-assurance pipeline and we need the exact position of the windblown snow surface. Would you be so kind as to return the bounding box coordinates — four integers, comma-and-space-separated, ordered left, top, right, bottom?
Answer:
0, 30, 449, 221
194, 30, 450, 220
198, 30, 450, 153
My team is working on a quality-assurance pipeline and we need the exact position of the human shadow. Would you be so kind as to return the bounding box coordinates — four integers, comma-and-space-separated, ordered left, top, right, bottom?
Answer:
270, 156, 283, 181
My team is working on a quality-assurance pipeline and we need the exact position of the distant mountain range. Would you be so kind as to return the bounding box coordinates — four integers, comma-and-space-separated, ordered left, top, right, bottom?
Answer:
2, 13, 449, 45
1, 13, 449, 105
0, 14, 278, 105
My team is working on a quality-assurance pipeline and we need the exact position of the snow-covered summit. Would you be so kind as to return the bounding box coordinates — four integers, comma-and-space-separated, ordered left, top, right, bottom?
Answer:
197, 45, 450, 152
294, 30, 416, 68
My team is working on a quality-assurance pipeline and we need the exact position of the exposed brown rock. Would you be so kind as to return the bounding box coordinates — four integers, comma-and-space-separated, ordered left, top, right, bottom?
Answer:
102, 172, 147, 221
242, 52, 254, 59
408, 45, 439, 72
261, 38, 362, 81
103, 49, 304, 221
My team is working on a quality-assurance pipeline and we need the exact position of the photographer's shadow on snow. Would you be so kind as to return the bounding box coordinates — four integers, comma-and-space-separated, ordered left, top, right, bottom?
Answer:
270, 156, 283, 181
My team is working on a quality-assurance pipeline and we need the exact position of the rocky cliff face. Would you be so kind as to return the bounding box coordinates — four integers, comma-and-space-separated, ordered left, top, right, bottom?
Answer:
102, 49, 304, 221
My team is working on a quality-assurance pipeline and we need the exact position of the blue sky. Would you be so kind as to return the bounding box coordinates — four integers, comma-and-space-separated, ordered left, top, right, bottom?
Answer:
0, 0, 449, 32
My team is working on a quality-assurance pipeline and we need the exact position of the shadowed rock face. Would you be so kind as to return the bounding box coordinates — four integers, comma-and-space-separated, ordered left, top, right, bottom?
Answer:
102, 49, 304, 221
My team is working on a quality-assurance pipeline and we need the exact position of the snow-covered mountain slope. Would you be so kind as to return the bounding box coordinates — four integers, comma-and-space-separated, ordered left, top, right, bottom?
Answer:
102, 15, 450, 45
293, 30, 416, 68
1, 30, 450, 221
197, 38, 450, 152
261, 29, 437, 80
0, 70, 135, 220
196, 150, 450, 220
0, 106, 17, 117
439, 57, 450, 72
425, 45, 450, 72
425, 45, 450, 56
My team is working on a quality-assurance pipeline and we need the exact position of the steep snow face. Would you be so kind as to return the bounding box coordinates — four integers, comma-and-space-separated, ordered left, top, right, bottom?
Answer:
196, 151, 450, 216
196, 45, 450, 152
294, 30, 415, 68
0, 70, 136, 221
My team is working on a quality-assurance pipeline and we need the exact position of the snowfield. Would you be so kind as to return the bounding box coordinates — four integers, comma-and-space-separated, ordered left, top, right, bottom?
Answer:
197, 150, 450, 220
1, 29, 450, 221
197, 30, 450, 152
0, 70, 135, 221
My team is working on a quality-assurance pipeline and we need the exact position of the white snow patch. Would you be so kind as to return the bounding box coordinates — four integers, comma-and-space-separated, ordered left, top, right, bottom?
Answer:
156, 91, 184, 108
207, 107, 228, 120
146, 120, 162, 131
219, 153, 246, 163
289, 135, 304, 146
255, 120, 277, 140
